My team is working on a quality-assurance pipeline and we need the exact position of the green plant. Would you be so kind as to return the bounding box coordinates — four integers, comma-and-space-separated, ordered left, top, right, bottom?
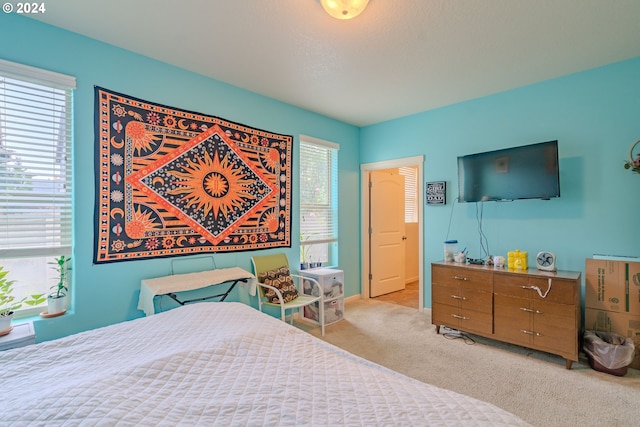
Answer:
0, 266, 24, 317
49, 256, 71, 298
24, 293, 47, 306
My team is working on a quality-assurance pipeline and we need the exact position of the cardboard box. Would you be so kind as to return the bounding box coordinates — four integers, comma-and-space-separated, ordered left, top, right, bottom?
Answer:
584, 308, 640, 370
585, 259, 640, 315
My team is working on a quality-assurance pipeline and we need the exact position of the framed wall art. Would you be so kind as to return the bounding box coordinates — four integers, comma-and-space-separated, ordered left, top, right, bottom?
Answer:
426, 181, 446, 205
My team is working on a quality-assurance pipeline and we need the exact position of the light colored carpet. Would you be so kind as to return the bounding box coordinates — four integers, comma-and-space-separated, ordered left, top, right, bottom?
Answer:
299, 298, 640, 427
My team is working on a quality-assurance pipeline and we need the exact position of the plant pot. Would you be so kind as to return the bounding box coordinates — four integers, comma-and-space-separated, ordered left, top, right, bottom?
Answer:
47, 294, 66, 315
0, 312, 13, 333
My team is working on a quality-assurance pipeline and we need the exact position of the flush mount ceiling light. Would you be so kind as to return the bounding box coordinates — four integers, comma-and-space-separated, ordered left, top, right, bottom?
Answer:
320, 0, 369, 20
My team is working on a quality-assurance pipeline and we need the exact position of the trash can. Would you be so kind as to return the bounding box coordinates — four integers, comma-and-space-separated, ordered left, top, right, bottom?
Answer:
583, 331, 635, 376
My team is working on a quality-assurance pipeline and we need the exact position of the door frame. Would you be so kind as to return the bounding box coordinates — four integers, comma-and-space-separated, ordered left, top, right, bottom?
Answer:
360, 155, 424, 311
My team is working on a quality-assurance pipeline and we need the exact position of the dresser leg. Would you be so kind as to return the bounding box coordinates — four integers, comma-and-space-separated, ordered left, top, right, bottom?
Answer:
435, 325, 440, 334
565, 359, 573, 370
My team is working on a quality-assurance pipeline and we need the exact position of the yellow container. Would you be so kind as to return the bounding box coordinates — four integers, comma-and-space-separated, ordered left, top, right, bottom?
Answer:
508, 249, 528, 270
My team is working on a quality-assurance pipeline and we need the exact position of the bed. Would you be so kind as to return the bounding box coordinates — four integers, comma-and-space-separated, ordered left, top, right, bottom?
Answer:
0, 302, 529, 426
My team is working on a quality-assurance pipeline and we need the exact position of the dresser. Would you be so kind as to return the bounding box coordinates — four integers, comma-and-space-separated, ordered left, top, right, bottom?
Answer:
431, 262, 581, 369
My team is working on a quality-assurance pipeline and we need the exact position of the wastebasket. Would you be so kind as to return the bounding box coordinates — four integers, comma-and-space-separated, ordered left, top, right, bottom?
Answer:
583, 330, 635, 376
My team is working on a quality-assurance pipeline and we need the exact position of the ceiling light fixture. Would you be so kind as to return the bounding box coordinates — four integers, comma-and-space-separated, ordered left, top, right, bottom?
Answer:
320, 0, 369, 20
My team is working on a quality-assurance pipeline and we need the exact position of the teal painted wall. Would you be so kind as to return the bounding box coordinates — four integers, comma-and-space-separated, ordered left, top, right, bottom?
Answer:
3, 13, 639, 340
0, 15, 361, 341
361, 57, 640, 307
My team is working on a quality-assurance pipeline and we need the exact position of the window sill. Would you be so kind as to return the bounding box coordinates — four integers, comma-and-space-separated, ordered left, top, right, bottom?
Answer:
14, 307, 73, 324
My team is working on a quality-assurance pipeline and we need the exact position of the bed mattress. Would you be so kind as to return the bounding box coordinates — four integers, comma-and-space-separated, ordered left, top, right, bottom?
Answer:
0, 302, 529, 426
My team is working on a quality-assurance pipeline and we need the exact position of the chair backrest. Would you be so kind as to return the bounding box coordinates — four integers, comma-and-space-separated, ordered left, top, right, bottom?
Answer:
251, 253, 290, 297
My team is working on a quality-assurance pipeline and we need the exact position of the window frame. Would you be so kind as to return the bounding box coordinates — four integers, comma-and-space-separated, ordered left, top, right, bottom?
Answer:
0, 59, 75, 317
299, 135, 339, 267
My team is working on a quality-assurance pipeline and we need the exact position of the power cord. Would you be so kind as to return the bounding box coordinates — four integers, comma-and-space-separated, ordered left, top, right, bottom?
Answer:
440, 326, 476, 345
442, 331, 476, 345
445, 197, 458, 241
530, 278, 553, 299
475, 201, 490, 259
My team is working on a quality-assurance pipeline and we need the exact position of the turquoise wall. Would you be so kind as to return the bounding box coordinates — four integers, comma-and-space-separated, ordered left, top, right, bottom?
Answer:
0, 15, 361, 341
3, 13, 639, 341
361, 57, 640, 307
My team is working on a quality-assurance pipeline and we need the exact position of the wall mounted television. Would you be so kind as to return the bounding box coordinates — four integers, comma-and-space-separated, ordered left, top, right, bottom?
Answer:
457, 140, 560, 203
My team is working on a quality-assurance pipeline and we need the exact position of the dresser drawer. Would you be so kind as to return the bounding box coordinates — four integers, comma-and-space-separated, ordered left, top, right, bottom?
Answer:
493, 273, 531, 298
528, 277, 576, 305
494, 274, 576, 305
432, 303, 493, 335
459, 309, 493, 335
432, 284, 492, 314
460, 288, 493, 314
432, 302, 460, 330
432, 265, 492, 292
494, 295, 531, 326
533, 301, 577, 358
432, 283, 460, 308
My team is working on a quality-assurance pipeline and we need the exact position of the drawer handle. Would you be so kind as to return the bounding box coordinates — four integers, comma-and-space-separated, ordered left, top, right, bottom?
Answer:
453, 275, 469, 281
520, 285, 537, 291
520, 307, 543, 314
451, 295, 467, 300
451, 314, 468, 320
520, 330, 542, 337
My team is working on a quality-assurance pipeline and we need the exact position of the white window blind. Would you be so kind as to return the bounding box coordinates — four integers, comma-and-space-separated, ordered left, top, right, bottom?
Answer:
399, 166, 418, 223
0, 60, 75, 258
300, 138, 338, 251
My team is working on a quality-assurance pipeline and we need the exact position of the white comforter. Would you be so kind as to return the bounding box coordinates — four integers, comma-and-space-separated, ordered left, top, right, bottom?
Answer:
0, 303, 529, 426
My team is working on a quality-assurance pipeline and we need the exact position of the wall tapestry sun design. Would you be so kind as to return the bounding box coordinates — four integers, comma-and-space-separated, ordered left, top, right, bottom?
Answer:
94, 87, 292, 263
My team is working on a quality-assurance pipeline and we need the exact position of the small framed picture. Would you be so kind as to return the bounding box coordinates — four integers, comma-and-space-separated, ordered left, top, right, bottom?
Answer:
426, 181, 446, 205
495, 156, 509, 173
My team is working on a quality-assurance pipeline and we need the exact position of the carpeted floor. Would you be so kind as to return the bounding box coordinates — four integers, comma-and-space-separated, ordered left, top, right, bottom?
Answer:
299, 298, 640, 427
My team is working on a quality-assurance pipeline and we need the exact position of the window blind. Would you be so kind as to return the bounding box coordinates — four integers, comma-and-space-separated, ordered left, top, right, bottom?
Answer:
0, 60, 75, 258
299, 139, 338, 246
399, 166, 418, 223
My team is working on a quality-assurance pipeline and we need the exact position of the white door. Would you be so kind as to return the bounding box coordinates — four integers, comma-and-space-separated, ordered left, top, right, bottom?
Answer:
370, 171, 406, 297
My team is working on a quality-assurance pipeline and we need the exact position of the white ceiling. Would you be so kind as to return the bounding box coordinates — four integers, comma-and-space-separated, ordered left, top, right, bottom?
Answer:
29, 0, 640, 126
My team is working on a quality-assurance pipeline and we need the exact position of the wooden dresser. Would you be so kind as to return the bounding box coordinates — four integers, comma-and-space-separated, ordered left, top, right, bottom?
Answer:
431, 261, 581, 369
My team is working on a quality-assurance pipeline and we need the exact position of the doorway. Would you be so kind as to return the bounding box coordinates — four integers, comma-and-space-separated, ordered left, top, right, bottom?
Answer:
360, 156, 424, 311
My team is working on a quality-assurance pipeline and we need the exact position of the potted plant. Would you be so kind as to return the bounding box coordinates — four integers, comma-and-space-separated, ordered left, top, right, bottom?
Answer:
47, 256, 71, 316
0, 266, 24, 333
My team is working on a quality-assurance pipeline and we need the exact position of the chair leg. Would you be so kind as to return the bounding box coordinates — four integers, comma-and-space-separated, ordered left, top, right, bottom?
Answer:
319, 300, 325, 336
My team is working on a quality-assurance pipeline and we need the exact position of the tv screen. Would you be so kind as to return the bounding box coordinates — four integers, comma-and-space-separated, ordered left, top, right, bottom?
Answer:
457, 140, 560, 203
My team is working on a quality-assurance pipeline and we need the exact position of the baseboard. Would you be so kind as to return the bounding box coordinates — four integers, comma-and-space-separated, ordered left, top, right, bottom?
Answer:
344, 294, 360, 303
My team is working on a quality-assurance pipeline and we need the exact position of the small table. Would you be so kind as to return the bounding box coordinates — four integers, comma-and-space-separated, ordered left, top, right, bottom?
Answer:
0, 321, 35, 351
138, 267, 257, 316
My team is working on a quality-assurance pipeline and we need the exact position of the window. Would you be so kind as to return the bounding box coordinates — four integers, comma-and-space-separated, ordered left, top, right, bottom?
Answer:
0, 59, 75, 316
299, 136, 338, 267
399, 166, 418, 223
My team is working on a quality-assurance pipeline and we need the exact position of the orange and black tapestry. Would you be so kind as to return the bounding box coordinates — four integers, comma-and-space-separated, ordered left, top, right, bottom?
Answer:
94, 87, 292, 263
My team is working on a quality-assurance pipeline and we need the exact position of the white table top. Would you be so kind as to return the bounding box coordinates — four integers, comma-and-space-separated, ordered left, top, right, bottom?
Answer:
138, 267, 256, 316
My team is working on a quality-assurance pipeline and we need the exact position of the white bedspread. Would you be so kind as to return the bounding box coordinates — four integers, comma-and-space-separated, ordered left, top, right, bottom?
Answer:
0, 303, 530, 426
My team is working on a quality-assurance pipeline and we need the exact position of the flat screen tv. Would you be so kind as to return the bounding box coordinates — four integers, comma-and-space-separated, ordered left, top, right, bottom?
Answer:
457, 140, 560, 203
